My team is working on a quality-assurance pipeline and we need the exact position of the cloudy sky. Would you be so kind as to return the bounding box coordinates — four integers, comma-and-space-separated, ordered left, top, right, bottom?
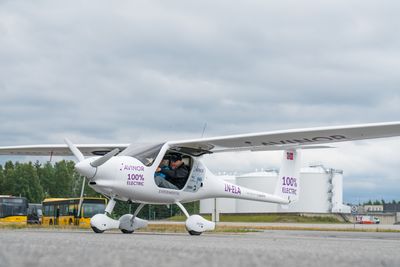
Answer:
1, 0, 399, 203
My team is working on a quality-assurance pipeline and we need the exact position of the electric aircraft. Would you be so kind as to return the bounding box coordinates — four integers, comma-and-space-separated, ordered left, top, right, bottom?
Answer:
1, 122, 399, 235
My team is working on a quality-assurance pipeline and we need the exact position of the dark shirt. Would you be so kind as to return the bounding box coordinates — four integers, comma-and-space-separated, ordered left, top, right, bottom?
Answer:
160, 163, 190, 189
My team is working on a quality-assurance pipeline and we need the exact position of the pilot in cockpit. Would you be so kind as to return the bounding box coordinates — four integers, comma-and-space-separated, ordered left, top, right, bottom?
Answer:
154, 154, 189, 190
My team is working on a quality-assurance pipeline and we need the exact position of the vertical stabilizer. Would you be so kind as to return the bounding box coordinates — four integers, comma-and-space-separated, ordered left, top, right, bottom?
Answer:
274, 149, 301, 204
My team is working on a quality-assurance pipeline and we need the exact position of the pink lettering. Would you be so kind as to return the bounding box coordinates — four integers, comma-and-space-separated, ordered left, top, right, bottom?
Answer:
224, 184, 241, 195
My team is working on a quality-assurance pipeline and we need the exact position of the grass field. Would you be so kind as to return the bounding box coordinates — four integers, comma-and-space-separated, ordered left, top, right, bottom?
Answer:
143, 223, 400, 233
167, 213, 342, 224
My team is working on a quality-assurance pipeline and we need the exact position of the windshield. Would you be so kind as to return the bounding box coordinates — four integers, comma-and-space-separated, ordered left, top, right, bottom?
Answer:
82, 203, 106, 218
120, 143, 165, 166
0, 198, 27, 218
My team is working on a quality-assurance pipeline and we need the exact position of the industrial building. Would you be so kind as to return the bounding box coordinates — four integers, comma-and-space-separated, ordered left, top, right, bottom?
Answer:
200, 165, 351, 215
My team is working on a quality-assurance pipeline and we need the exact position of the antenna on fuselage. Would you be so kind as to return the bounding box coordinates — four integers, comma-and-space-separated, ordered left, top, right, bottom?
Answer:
201, 122, 207, 138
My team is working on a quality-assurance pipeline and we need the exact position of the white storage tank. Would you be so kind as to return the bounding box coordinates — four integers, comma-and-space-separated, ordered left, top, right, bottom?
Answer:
235, 170, 279, 213
282, 165, 332, 213
331, 169, 351, 213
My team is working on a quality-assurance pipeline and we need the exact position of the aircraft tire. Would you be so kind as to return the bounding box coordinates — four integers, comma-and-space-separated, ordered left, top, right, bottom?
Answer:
188, 230, 202, 236
91, 226, 105, 234
120, 229, 134, 234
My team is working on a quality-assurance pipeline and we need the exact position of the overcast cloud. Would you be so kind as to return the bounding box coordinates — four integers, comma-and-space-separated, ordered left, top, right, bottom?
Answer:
1, 0, 400, 203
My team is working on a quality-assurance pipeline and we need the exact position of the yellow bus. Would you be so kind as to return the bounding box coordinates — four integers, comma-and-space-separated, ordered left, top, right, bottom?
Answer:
42, 197, 107, 228
0, 195, 28, 224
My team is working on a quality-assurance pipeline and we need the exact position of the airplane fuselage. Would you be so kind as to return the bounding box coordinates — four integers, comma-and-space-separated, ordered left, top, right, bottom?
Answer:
87, 155, 288, 205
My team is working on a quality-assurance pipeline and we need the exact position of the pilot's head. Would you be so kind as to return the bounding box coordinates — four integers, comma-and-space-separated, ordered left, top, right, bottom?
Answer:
169, 154, 183, 169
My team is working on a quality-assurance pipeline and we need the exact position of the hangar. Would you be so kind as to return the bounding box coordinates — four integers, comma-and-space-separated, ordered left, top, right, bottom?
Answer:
200, 165, 351, 215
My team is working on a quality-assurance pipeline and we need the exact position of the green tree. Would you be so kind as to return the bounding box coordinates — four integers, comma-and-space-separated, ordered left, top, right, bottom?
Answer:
37, 161, 55, 198
2, 161, 16, 195
1, 160, 102, 201
12, 162, 43, 202
53, 160, 74, 197
0, 164, 4, 192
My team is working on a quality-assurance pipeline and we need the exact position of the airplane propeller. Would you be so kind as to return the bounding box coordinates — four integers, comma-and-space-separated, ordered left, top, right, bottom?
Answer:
90, 148, 120, 167
64, 138, 85, 162
64, 138, 119, 222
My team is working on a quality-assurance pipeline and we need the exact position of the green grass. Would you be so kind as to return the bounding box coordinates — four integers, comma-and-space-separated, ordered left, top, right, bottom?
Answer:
0, 223, 27, 229
167, 215, 211, 221
139, 223, 400, 233
167, 213, 341, 224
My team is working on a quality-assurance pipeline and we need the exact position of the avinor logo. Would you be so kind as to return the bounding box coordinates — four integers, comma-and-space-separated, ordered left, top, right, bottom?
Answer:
261, 135, 347, 146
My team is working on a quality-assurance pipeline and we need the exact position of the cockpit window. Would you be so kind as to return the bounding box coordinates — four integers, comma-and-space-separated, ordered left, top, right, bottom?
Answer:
120, 143, 165, 166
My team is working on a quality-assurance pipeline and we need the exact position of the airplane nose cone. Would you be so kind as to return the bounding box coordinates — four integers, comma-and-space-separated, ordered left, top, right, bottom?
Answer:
75, 159, 97, 179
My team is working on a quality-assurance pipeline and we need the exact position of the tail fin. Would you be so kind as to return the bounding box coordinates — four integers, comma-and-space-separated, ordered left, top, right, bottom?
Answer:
274, 149, 301, 204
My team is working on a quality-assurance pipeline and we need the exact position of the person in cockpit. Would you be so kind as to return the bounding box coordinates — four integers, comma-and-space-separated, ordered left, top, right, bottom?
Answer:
155, 154, 189, 190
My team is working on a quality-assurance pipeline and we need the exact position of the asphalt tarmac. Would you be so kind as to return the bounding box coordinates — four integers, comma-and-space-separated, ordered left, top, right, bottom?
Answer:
0, 229, 399, 267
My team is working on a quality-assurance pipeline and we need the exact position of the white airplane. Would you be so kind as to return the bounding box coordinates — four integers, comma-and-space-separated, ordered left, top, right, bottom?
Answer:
1, 122, 400, 235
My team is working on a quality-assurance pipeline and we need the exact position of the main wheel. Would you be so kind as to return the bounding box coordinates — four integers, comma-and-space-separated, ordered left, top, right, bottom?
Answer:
120, 229, 134, 234
188, 230, 202, 236
91, 226, 105, 233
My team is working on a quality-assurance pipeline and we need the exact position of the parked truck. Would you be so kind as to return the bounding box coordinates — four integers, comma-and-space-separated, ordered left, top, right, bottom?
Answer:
356, 215, 380, 224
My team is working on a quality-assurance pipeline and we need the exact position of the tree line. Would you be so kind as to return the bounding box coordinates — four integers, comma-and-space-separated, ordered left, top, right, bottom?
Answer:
0, 160, 99, 203
363, 199, 400, 205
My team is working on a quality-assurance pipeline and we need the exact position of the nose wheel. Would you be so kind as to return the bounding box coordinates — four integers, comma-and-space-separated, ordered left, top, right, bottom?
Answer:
175, 202, 215, 235
121, 229, 134, 234
188, 230, 202, 236
91, 226, 105, 234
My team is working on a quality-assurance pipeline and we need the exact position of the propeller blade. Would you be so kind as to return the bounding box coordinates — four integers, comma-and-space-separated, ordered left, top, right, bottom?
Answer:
90, 148, 120, 167
64, 138, 85, 162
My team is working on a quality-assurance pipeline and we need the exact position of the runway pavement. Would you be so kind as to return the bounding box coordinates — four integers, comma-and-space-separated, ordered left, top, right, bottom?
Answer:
0, 229, 399, 267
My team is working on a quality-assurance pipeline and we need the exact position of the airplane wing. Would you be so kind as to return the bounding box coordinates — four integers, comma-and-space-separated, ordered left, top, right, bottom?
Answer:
0, 144, 130, 156
167, 122, 400, 155
1, 122, 399, 157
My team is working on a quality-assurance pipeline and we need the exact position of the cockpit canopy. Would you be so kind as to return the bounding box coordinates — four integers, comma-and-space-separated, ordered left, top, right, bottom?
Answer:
119, 142, 212, 167
119, 143, 165, 166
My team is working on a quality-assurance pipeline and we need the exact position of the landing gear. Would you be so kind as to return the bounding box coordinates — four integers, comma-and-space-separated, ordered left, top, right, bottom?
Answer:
118, 203, 147, 233
188, 230, 202, 236
175, 202, 215, 236
120, 229, 134, 234
91, 226, 105, 234
90, 197, 119, 233
90, 198, 148, 234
